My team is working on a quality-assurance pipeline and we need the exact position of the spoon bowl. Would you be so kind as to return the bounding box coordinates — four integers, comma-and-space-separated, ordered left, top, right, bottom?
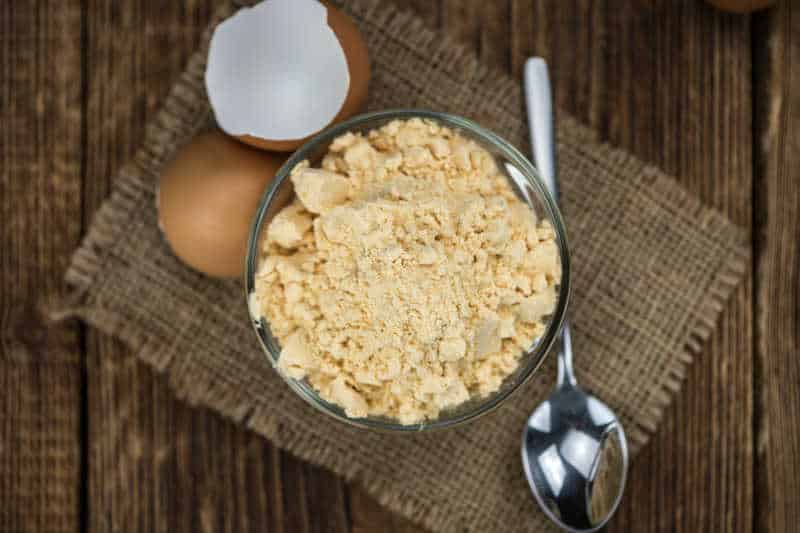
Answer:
521, 380, 628, 531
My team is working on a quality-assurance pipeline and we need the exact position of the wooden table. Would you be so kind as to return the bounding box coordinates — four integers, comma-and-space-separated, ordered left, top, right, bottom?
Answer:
2, 0, 798, 531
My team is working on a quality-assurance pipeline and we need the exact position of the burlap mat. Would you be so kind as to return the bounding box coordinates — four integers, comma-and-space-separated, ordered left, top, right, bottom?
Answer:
59, 0, 749, 531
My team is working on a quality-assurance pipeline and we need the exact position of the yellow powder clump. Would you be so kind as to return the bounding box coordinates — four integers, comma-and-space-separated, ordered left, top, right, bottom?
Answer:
252, 118, 561, 424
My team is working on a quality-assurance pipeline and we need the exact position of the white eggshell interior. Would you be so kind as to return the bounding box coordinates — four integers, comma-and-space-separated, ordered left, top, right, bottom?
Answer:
205, 0, 351, 141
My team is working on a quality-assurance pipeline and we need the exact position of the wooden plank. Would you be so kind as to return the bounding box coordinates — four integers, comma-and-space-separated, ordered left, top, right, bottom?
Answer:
81, 1, 349, 532
86, 334, 351, 533
441, 0, 510, 70
753, 3, 800, 531
0, 1, 84, 532
509, 1, 754, 531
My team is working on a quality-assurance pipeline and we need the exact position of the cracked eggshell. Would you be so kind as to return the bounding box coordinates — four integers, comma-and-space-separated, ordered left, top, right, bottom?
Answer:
157, 131, 286, 278
205, 0, 370, 152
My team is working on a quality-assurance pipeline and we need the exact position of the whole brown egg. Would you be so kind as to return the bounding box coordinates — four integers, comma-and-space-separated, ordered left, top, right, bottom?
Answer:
157, 131, 285, 278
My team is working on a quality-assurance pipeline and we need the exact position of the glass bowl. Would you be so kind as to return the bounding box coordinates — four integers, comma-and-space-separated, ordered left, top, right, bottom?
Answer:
244, 109, 570, 432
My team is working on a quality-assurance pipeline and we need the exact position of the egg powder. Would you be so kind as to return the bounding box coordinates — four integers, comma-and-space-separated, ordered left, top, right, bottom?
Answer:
251, 118, 561, 424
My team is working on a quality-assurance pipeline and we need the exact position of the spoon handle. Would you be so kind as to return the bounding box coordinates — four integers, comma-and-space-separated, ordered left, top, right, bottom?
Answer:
524, 57, 577, 388
524, 58, 558, 199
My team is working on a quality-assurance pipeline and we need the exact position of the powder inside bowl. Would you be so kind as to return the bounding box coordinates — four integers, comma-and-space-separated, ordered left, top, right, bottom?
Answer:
251, 118, 561, 424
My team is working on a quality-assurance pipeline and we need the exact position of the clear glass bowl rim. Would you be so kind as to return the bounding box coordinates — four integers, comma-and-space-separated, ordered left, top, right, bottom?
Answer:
244, 108, 571, 432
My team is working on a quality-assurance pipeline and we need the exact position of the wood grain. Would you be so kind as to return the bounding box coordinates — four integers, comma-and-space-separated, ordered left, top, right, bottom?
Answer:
507, 1, 754, 531
0, 1, 84, 531
85, 334, 353, 533
753, 2, 800, 531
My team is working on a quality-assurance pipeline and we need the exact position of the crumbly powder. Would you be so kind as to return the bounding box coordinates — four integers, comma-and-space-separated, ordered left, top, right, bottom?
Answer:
252, 118, 561, 424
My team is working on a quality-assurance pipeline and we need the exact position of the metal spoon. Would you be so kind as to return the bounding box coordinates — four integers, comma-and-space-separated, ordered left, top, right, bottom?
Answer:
521, 57, 629, 532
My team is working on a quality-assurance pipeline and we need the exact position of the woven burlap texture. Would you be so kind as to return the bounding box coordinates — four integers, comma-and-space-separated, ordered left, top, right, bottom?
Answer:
60, 1, 749, 532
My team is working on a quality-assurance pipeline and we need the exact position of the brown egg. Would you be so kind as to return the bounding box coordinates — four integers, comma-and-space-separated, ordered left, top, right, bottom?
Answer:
236, 4, 370, 152
157, 131, 285, 278
705, 0, 775, 13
